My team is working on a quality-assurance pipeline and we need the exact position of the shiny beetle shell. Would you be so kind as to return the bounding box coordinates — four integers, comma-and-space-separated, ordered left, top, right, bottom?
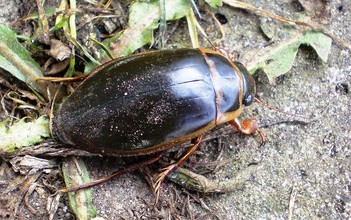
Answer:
52, 48, 256, 156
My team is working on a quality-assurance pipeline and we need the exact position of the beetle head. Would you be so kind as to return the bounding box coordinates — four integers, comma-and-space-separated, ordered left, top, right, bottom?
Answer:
234, 62, 256, 106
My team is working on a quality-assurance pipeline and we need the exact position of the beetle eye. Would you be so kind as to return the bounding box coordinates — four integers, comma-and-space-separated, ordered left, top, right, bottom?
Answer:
243, 94, 253, 106
234, 61, 256, 107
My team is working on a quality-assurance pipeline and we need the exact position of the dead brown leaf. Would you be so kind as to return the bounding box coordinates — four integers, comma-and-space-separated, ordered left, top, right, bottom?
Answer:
298, 0, 331, 26
43, 58, 70, 75
298, 0, 330, 20
48, 39, 71, 61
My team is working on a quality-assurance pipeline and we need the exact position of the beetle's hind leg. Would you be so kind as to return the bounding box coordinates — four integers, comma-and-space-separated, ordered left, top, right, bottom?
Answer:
229, 118, 265, 146
155, 135, 203, 201
60, 153, 163, 193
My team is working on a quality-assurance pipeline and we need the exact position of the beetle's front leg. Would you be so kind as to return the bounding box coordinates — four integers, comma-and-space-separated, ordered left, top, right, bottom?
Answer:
229, 118, 257, 134
229, 118, 265, 145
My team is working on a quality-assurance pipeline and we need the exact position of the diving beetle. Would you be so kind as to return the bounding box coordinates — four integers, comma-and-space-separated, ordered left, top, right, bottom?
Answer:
52, 48, 260, 190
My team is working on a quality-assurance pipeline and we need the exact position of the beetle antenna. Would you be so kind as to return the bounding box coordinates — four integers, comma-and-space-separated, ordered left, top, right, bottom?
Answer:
254, 97, 310, 122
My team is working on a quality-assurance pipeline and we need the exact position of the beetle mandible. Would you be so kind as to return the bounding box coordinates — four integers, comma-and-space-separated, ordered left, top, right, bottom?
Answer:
52, 47, 259, 191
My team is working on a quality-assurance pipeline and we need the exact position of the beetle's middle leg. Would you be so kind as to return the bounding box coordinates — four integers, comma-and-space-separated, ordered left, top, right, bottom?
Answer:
229, 118, 265, 145
155, 135, 203, 199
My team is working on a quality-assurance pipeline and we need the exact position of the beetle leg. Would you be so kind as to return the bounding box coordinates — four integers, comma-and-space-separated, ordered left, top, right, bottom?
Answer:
229, 118, 257, 134
60, 152, 163, 193
229, 118, 266, 145
155, 135, 203, 202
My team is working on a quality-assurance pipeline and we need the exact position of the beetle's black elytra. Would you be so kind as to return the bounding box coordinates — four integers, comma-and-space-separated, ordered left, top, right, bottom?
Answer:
52, 48, 256, 156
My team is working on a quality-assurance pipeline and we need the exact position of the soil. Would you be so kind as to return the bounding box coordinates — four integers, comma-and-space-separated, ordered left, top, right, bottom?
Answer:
0, 0, 350, 219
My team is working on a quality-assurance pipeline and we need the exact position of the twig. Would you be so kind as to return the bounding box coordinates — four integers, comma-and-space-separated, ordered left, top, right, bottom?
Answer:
223, 0, 351, 49
288, 185, 297, 220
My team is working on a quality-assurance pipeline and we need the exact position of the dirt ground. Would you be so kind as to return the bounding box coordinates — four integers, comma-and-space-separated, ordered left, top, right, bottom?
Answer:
0, 0, 350, 219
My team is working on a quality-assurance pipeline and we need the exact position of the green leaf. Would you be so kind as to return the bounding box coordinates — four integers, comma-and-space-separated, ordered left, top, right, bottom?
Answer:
0, 54, 26, 82
22, 7, 57, 21
164, 0, 193, 20
105, 0, 192, 59
247, 30, 332, 83
303, 30, 331, 62
0, 116, 50, 153
186, 8, 200, 48
0, 25, 58, 99
205, 0, 223, 8
62, 157, 97, 220
0, 25, 42, 81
